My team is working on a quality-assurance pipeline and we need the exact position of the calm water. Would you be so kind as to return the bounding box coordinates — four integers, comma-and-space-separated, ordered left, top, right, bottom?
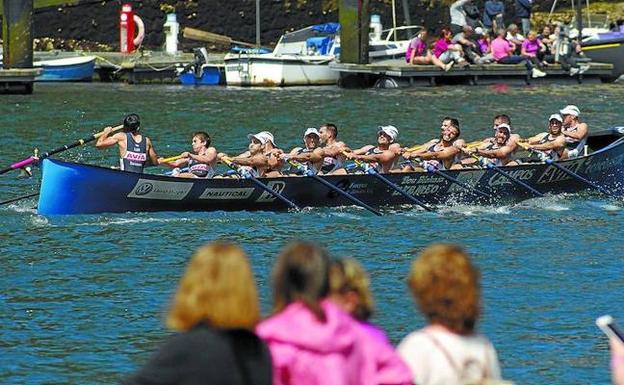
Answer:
1, 83, 624, 384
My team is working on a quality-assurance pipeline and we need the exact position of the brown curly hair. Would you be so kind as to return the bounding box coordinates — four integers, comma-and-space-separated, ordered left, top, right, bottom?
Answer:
407, 244, 481, 335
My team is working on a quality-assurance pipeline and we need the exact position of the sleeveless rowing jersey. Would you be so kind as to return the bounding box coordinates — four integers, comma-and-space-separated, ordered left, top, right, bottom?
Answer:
426, 140, 460, 170
481, 141, 511, 167
120, 133, 147, 173
188, 158, 215, 178
537, 133, 563, 160
562, 124, 587, 156
295, 148, 317, 174
321, 152, 343, 174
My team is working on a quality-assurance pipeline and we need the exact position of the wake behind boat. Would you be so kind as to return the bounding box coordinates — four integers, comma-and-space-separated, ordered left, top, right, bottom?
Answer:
37, 128, 624, 215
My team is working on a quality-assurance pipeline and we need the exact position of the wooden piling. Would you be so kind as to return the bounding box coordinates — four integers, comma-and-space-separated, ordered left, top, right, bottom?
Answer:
338, 0, 370, 64
1, 0, 37, 94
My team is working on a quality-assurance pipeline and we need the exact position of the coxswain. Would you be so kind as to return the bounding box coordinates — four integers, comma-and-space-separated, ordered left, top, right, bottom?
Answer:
218, 131, 283, 177
463, 123, 518, 167
317, 123, 349, 174
345, 125, 402, 173
95, 113, 158, 173
518, 114, 566, 161
282, 127, 322, 174
559, 105, 589, 157
402, 117, 465, 171
161, 131, 217, 178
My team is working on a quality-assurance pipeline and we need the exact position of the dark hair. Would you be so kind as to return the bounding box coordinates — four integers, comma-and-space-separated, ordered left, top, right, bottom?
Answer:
123, 114, 141, 133
272, 241, 330, 322
193, 131, 211, 146
320, 123, 338, 139
439, 27, 451, 39
494, 114, 511, 125
443, 117, 461, 137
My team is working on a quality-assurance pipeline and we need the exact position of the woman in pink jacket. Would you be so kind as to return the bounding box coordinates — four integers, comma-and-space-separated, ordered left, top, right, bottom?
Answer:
256, 241, 412, 385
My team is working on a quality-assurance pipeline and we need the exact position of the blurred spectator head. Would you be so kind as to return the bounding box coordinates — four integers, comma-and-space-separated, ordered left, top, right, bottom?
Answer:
508, 23, 520, 34
167, 242, 260, 331
496, 28, 506, 38
272, 241, 331, 321
407, 244, 481, 335
329, 257, 375, 321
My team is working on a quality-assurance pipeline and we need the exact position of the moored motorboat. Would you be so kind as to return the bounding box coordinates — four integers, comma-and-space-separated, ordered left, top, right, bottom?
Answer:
582, 32, 624, 80
34, 56, 96, 82
37, 128, 624, 215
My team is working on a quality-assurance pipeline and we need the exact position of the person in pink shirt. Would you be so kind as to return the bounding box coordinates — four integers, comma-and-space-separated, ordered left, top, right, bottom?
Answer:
492, 28, 546, 78
521, 30, 547, 69
433, 27, 467, 69
257, 241, 412, 385
406, 30, 449, 71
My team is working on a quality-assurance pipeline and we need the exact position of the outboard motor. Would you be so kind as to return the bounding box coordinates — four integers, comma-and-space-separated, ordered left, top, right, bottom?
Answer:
192, 47, 209, 76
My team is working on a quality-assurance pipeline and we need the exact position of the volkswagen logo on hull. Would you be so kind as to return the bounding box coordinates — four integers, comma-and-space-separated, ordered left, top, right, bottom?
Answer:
135, 182, 154, 196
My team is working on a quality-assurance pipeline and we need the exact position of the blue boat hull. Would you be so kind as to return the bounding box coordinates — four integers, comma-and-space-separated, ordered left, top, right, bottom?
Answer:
38, 129, 624, 215
179, 65, 223, 85
35, 57, 96, 82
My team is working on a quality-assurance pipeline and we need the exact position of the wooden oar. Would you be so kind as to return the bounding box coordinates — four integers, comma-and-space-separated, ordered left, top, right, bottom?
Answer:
183, 27, 257, 47
405, 140, 482, 153
0, 124, 124, 175
221, 158, 301, 211
424, 164, 490, 198
0, 192, 39, 206
352, 160, 433, 212
544, 159, 615, 197
289, 161, 382, 216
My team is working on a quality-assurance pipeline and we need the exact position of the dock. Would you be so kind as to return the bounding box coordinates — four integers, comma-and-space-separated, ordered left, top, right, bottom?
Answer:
331, 60, 615, 88
0, 68, 42, 94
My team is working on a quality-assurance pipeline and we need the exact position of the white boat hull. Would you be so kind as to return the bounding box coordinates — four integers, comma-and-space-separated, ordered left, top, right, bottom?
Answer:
224, 54, 339, 87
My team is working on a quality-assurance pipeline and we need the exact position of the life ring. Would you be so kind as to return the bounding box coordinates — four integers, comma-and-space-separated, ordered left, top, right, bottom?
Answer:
133, 15, 145, 48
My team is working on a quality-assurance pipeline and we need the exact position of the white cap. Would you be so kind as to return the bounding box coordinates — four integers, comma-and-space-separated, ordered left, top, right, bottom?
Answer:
247, 131, 276, 146
303, 127, 320, 141
475, 27, 485, 35
377, 125, 399, 142
549, 113, 563, 122
496, 123, 511, 133
559, 105, 580, 117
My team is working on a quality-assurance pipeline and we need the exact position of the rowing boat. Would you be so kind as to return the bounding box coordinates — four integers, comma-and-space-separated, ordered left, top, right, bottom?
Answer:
37, 128, 624, 215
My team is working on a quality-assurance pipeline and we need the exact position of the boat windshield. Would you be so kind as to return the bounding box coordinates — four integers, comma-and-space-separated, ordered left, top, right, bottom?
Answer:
280, 23, 340, 44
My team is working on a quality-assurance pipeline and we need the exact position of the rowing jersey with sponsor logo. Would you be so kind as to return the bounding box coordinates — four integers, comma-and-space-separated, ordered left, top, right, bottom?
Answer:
536, 133, 564, 160
562, 124, 587, 156
188, 157, 215, 178
120, 133, 148, 173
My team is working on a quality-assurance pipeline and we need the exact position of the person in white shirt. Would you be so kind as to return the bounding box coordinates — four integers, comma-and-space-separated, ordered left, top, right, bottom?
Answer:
397, 244, 503, 385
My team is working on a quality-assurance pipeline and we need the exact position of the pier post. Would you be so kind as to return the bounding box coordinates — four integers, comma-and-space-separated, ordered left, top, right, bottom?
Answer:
339, 0, 369, 64
1, 0, 36, 94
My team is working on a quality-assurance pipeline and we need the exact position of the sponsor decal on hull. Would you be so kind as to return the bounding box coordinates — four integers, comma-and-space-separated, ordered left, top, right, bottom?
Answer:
256, 181, 286, 202
127, 179, 193, 200
199, 188, 254, 200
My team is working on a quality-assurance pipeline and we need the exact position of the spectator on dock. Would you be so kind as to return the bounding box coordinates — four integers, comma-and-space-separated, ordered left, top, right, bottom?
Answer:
452, 25, 490, 64
521, 31, 548, 70
483, 0, 505, 32
95, 113, 159, 173
514, 0, 533, 36
123, 242, 272, 385
329, 257, 413, 384
397, 244, 503, 385
475, 28, 495, 63
406, 30, 450, 71
449, 0, 471, 34
257, 241, 411, 385
492, 28, 545, 78
433, 28, 468, 69
506, 24, 525, 53
545, 24, 588, 75
538, 25, 555, 56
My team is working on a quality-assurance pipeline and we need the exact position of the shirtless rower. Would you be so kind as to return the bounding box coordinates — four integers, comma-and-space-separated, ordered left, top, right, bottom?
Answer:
402, 117, 465, 171
518, 114, 566, 161
282, 127, 322, 174
218, 131, 284, 177
463, 123, 518, 167
161, 131, 217, 178
345, 125, 402, 173
559, 105, 589, 157
95, 113, 159, 173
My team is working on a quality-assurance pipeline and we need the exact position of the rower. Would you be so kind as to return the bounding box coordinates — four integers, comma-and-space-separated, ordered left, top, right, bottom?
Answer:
345, 125, 402, 173
402, 117, 465, 171
559, 105, 589, 157
282, 127, 322, 174
317, 123, 348, 174
95, 113, 159, 173
218, 131, 283, 177
463, 123, 518, 167
161, 131, 217, 178
518, 114, 566, 161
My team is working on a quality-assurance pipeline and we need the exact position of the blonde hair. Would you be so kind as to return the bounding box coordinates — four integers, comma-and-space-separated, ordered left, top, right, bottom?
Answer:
329, 257, 375, 321
167, 242, 260, 331
407, 244, 481, 335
